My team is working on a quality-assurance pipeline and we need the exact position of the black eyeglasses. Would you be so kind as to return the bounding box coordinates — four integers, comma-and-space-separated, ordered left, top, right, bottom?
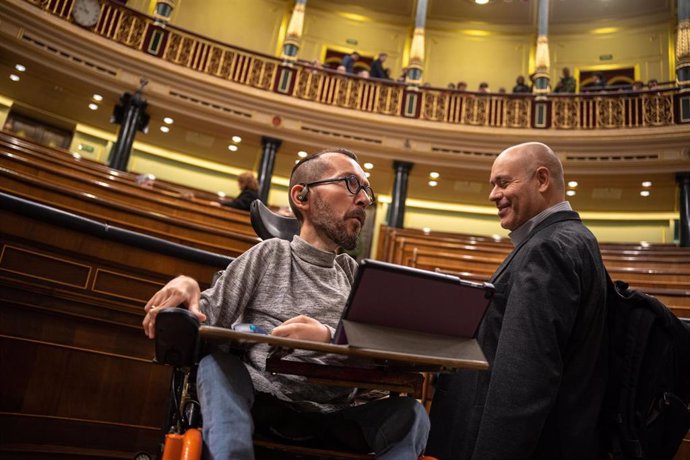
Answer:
304, 174, 375, 203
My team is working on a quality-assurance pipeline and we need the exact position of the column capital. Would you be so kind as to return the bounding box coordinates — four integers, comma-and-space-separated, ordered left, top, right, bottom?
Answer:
676, 171, 690, 183
393, 160, 414, 173
261, 136, 283, 149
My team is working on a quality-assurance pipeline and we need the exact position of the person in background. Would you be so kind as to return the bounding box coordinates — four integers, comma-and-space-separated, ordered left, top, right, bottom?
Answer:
647, 79, 659, 90
340, 51, 360, 74
456, 81, 468, 91
220, 171, 259, 211
631, 80, 644, 91
369, 53, 390, 80
553, 67, 577, 93
426, 142, 609, 460
512, 75, 531, 93
588, 72, 607, 92
478, 82, 490, 93
136, 173, 156, 189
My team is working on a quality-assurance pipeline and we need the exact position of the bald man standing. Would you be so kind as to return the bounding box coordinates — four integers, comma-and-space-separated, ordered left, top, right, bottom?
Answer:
427, 143, 609, 460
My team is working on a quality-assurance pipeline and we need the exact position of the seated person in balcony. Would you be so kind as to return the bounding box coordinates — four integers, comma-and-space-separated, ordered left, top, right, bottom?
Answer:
340, 51, 360, 74
631, 80, 644, 91
512, 75, 532, 93
135, 173, 156, 190
219, 171, 260, 211
647, 78, 660, 92
587, 72, 608, 92
553, 67, 577, 93
143, 148, 430, 459
477, 82, 490, 93
456, 81, 468, 92
370, 52, 390, 80
426, 142, 608, 460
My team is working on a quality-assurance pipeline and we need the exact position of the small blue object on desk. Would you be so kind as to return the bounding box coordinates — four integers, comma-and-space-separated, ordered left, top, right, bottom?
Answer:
231, 323, 269, 335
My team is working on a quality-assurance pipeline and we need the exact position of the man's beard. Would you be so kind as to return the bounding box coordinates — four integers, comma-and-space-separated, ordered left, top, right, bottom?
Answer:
311, 195, 365, 250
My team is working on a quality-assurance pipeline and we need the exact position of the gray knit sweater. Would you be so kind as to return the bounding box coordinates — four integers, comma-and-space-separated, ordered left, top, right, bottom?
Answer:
200, 235, 359, 412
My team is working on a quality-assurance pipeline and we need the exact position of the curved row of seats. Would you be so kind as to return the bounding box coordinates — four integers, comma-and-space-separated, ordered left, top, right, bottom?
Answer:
0, 133, 260, 257
377, 226, 690, 318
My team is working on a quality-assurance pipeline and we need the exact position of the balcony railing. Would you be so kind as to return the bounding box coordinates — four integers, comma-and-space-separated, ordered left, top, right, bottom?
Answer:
27, 0, 689, 130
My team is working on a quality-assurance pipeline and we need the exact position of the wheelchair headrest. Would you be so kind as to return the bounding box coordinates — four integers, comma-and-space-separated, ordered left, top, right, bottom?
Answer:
249, 199, 299, 241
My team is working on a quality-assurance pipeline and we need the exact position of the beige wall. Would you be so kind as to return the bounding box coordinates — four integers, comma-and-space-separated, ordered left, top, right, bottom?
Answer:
424, 29, 533, 90
168, 0, 288, 56
550, 23, 673, 85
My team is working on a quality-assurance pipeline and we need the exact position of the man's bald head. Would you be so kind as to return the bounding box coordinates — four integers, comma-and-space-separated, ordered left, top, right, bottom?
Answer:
489, 142, 566, 231
499, 142, 565, 197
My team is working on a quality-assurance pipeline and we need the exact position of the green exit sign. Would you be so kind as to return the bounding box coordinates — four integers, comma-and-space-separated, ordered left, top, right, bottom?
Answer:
599, 54, 613, 61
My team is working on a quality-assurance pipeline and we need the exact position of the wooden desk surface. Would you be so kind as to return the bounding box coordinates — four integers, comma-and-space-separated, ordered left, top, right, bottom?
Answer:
200, 326, 489, 371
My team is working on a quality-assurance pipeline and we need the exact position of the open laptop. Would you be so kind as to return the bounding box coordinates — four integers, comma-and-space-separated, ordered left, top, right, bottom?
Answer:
333, 259, 494, 363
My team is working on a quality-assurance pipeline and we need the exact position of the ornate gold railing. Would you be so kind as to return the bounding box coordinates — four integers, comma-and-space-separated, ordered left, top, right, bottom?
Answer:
26, 0, 687, 130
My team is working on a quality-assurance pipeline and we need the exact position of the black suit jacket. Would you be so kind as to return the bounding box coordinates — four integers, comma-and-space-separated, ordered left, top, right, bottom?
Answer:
427, 211, 609, 460
221, 189, 259, 211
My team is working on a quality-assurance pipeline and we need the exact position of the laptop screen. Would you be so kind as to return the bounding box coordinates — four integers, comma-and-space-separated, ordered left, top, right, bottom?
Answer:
333, 259, 494, 345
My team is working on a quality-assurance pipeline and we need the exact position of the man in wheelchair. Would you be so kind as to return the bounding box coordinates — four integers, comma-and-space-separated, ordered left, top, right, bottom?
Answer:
142, 148, 430, 459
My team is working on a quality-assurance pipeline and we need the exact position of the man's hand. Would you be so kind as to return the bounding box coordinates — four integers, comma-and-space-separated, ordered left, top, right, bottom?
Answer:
271, 315, 331, 343
142, 275, 206, 339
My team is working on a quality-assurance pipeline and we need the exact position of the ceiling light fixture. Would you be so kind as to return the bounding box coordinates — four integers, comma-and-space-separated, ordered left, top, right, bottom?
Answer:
428, 180, 438, 187
298, 151, 308, 158
430, 171, 440, 179
9, 74, 20, 82
15, 64, 26, 72
92, 94, 103, 102
160, 126, 170, 133
228, 144, 238, 151
567, 180, 578, 188
163, 117, 174, 124
363, 162, 374, 170
232, 135, 242, 143
566, 190, 576, 196
365, 172, 371, 178
475, 0, 489, 4
640, 190, 651, 197
641, 181, 652, 187
88, 103, 99, 110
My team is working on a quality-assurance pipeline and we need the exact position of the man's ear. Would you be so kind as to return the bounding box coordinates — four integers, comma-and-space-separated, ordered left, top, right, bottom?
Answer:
290, 184, 309, 209
536, 166, 550, 192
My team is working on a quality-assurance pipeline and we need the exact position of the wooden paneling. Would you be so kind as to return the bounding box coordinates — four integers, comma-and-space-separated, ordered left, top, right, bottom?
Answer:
0, 201, 232, 457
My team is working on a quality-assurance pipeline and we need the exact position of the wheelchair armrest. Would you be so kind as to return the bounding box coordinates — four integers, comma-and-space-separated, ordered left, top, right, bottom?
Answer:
155, 307, 201, 367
